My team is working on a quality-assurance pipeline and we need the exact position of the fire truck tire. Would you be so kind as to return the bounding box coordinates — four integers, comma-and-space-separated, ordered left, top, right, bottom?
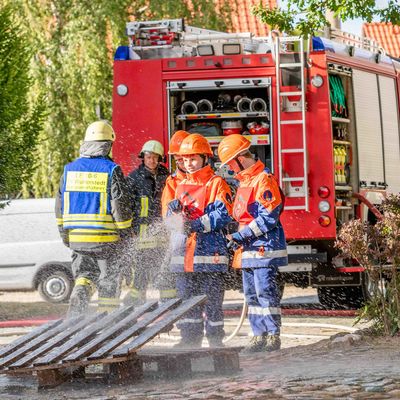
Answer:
317, 286, 364, 310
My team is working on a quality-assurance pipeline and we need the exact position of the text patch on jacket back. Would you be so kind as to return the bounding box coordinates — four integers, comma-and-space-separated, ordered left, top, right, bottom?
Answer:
66, 172, 108, 192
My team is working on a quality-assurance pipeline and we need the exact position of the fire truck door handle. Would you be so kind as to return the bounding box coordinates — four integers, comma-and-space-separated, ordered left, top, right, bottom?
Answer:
177, 82, 186, 89
215, 81, 224, 87
214, 62, 222, 68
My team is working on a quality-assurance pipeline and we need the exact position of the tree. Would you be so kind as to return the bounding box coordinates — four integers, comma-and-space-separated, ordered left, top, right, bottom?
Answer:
0, 4, 45, 204
253, 0, 400, 37
9, 1, 232, 198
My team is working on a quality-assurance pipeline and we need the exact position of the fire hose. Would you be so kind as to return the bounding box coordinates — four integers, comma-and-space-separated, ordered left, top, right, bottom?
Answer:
223, 298, 248, 343
352, 192, 383, 221
222, 294, 358, 343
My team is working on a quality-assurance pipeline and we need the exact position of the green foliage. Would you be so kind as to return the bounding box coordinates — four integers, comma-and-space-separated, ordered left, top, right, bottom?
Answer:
337, 195, 400, 335
132, 0, 232, 31
253, 0, 400, 37
12, 0, 134, 197
0, 4, 45, 200
8, 0, 232, 198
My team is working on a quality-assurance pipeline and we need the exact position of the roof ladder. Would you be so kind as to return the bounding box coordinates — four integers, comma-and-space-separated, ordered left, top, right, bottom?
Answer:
275, 36, 309, 211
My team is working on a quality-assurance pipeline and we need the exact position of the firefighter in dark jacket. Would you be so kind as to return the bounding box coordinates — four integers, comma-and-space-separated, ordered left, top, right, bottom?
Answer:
125, 140, 169, 304
55, 121, 132, 316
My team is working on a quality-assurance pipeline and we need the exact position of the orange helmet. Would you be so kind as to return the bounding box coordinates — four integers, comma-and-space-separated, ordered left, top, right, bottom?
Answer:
178, 133, 213, 156
217, 134, 251, 166
168, 130, 189, 155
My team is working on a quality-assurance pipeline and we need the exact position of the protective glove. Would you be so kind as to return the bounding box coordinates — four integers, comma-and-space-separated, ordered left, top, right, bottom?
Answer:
227, 240, 241, 251
227, 231, 245, 251
168, 199, 183, 215
60, 232, 70, 248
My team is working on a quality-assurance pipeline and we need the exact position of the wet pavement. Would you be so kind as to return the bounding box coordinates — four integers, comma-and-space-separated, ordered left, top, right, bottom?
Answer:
1, 334, 400, 399
1, 288, 399, 399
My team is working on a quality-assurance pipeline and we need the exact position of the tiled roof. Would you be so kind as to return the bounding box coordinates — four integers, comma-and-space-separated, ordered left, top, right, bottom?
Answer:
223, 0, 277, 36
363, 22, 400, 57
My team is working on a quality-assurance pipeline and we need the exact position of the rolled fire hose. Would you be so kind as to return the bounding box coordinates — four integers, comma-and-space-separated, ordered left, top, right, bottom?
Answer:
181, 101, 198, 115
196, 99, 213, 113
250, 98, 267, 112
236, 97, 252, 112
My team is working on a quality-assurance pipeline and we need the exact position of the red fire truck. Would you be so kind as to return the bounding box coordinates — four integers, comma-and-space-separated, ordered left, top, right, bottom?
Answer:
112, 19, 400, 308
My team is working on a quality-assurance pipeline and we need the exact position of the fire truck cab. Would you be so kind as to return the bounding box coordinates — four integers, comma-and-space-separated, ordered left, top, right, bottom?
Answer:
112, 19, 400, 308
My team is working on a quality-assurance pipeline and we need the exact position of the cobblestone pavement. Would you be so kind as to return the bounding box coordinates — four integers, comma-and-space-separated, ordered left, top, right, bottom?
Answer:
1, 334, 400, 399
1, 288, 398, 399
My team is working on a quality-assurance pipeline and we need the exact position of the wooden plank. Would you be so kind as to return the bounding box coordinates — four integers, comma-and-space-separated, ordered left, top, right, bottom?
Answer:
87, 298, 182, 360
137, 346, 243, 360
106, 357, 143, 384
8, 313, 104, 370
213, 352, 240, 373
34, 305, 135, 366
112, 295, 207, 358
37, 368, 72, 389
0, 316, 82, 369
0, 319, 62, 359
63, 301, 158, 363
157, 355, 192, 379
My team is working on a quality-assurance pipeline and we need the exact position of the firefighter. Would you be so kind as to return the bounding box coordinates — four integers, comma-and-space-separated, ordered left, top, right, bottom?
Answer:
217, 134, 288, 352
157, 130, 190, 301
55, 121, 132, 316
125, 140, 169, 305
161, 130, 189, 218
166, 133, 233, 348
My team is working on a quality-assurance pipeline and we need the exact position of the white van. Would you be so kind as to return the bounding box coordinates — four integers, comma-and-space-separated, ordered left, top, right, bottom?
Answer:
0, 198, 73, 303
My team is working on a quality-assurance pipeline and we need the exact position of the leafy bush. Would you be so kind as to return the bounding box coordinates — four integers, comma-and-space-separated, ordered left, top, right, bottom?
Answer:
336, 195, 400, 335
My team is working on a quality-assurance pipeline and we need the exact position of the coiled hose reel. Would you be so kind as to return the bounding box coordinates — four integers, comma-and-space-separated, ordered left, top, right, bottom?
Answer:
181, 101, 198, 115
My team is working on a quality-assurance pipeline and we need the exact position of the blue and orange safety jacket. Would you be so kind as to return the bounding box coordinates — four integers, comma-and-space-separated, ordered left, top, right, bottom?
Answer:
232, 160, 288, 269
167, 165, 232, 273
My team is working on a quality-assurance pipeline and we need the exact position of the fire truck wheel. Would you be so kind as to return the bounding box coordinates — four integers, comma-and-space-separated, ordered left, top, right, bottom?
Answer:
317, 286, 364, 310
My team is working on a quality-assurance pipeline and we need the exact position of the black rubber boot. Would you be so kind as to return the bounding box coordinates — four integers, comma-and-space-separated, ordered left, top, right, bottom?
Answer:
265, 334, 281, 352
207, 336, 225, 348
242, 335, 268, 353
67, 285, 91, 318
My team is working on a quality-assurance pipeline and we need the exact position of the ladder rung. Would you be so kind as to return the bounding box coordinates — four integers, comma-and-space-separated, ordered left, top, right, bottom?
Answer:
280, 120, 304, 125
282, 177, 305, 182
279, 36, 303, 43
285, 205, 307, 210
279, 63, 302, 68
281, 149, 305, 153
280, 91, 303, 96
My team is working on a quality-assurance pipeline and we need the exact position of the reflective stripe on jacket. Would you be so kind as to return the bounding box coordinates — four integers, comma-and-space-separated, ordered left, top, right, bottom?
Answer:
233, 160, 288, 269
56, 156, 132, 247
168, 165, 232, 273
127, 164, 169, 249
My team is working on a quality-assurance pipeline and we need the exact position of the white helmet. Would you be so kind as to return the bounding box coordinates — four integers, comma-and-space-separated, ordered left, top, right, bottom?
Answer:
139, 140, 164, 158
84, 121, 115, 142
